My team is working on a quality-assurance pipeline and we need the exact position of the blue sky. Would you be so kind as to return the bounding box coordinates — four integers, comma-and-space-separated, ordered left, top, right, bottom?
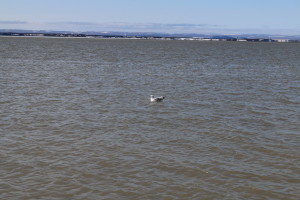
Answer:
1, 0, 300, 34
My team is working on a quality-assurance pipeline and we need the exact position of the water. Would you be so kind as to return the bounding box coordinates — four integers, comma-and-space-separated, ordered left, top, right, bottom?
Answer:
1, 37, 299, 199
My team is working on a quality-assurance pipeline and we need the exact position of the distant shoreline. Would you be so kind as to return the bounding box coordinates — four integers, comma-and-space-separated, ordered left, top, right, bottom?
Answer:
1, 32, 299, 43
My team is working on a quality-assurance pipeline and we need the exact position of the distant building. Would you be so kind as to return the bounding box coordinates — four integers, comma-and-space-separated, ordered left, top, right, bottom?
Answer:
273, 39, 289, 42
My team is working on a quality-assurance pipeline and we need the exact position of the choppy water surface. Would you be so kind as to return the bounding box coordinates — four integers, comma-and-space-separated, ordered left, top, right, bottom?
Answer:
1, 37, 299, 199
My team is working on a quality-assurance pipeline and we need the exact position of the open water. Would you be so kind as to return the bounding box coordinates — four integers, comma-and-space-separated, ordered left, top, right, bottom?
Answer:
0, 37, 299, 199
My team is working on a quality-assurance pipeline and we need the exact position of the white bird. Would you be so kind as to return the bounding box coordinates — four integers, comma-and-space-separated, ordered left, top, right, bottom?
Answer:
150, 95, 165, 102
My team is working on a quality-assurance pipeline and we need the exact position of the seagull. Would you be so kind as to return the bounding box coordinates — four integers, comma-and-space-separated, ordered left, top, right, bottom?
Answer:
150, 95, 165, 102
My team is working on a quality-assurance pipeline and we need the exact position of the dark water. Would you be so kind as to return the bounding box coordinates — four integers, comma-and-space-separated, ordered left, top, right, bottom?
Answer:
1, 37, 299, 199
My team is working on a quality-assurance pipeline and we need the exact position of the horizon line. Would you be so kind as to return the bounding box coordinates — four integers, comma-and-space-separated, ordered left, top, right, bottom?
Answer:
1, 28, 300, 37
1, 20, 300, 36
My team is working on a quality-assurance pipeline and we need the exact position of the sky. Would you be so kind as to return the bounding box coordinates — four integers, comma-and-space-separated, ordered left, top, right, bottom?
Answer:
1, 0, 300, 35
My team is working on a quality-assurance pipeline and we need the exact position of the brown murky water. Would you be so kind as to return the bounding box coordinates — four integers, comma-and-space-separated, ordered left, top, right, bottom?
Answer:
1, 37, 299, 199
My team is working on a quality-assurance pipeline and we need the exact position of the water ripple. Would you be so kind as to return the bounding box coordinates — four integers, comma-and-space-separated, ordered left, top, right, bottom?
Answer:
1, 38, 300, 199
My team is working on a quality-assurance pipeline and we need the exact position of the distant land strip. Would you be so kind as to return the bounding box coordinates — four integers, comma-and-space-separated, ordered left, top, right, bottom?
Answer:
0, 30, 299, 43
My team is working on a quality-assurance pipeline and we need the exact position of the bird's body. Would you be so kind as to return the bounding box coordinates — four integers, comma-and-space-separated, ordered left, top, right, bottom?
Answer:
150, 95, 165, 102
